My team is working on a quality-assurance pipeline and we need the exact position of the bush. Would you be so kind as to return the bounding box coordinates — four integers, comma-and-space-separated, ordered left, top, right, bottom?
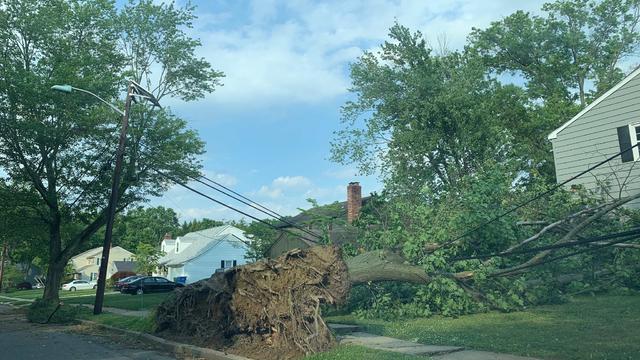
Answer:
27, 299, 83, 324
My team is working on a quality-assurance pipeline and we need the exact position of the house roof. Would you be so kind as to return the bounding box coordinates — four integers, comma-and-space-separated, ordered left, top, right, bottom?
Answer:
278, 197, 371, 228
159, 226, 249, 267
548, 66, 640, 140
72, 246, 103, 260
113, 261, 137, 273
71, 246, 133, 260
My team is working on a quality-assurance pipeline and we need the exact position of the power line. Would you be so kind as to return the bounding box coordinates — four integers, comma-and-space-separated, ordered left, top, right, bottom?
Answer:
452, 227, 640, 261
152, 168, 320, 244
489, 233, 640, 277
177, 170, 323, 240
441, 143, 640, 249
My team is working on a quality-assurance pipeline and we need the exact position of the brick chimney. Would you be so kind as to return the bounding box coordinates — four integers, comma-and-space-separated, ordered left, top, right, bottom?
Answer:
347, 182, 362, 224
163, 233, 172, 241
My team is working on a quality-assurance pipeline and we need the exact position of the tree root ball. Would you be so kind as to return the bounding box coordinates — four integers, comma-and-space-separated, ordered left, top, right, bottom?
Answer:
155, 245, 351, 360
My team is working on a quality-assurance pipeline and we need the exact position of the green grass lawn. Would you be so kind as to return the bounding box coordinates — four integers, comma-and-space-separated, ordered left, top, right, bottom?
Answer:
63, 292, 171, 311
324, 295, 640, 360
1, 288, 103, 300
77, 309, 155, 332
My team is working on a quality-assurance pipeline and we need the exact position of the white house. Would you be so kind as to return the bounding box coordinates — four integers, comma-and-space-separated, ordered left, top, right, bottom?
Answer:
70, 246, 135, 281
156, 225, 251, 284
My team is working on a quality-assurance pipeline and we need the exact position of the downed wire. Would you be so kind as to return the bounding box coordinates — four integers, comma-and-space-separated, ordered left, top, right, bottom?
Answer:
441, 143, 640, 249
452, 227, 640, 261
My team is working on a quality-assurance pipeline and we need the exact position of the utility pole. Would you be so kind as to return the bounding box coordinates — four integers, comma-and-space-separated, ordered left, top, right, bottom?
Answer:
91, 80, 160, 315
93, 82, 134, 315
0, 241, 7, 292
52, 80, 159, 315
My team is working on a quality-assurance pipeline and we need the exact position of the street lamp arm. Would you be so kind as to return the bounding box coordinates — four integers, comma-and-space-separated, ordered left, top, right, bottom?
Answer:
70, 87, 125, 116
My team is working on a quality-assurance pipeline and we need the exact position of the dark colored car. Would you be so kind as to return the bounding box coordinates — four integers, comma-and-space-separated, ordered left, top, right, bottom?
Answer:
113, 275, 143, 290
119, 276, 184, 295
16, 281, 32, 290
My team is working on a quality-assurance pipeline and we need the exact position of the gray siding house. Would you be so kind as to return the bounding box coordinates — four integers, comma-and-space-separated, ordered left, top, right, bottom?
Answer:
548, 67, 640, 204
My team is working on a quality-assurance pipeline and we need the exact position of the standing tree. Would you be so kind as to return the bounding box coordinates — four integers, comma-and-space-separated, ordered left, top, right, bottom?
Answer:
331, 24, 532, 196
0, 0, 222, 302
133, 242, 163, 275
113, 206, 180, 251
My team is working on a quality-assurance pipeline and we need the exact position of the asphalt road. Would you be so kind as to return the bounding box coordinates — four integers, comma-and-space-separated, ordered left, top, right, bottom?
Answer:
0, 304, 177, 360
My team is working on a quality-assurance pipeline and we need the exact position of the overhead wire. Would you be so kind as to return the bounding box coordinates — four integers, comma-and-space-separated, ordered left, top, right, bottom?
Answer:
174, 169, 323, 240
440, 142, 640, 249
152, 167, 320, 244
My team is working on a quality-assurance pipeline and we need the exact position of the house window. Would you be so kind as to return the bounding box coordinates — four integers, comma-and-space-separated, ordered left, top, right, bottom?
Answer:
90, 272, 98, 281
96, 257, 101, 265
617, 124, 640, 162
176, 242, 179, 253
220, 260, 236, 269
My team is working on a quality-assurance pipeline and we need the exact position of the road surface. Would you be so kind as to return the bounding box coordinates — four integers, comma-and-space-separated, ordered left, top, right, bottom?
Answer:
0, 304, 177, 360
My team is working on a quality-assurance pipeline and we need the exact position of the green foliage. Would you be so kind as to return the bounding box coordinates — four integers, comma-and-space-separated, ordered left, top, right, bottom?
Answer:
470, 0, 640, 106
331, 1, 640, 321
27, 299, 81, 324
114, 206, 180, 250
134, 243, 163, 275
332, 23, 532, 196
177, 218, 225, 236
0, 263, 24, 292
232, 218, 280, 260
0, 0, 219, 300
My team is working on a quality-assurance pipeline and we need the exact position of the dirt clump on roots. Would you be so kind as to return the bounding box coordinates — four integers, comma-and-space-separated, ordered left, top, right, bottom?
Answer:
155, 245, 351, 360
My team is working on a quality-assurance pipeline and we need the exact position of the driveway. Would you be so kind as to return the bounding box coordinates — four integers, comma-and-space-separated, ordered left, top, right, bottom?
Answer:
0, 304, 177, 360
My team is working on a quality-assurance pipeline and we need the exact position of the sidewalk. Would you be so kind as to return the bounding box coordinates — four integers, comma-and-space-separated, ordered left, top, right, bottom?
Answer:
330, 324, 540, 360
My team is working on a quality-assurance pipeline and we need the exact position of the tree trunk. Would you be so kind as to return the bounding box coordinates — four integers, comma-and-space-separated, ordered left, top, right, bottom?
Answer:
43, 210, 63, 302
43, 260, 65, 302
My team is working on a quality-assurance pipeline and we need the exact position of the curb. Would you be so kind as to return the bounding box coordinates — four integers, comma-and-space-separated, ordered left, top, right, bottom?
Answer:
78, 319, 252, 360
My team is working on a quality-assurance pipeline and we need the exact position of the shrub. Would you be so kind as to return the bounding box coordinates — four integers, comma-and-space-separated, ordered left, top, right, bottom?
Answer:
27, 299, 82, 324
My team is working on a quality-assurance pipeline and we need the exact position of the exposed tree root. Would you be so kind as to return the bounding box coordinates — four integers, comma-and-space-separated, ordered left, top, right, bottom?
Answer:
155, 245, 350, 360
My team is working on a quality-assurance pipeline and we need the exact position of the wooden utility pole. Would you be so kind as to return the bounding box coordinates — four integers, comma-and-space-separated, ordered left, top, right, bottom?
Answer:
93, 82, 134, 315
92, 80, 160, 315
0, 241, 7, 292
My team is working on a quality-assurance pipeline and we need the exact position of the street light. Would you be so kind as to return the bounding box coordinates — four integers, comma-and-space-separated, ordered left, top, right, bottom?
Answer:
51, 81, 159, 315
51, 84, 125, 116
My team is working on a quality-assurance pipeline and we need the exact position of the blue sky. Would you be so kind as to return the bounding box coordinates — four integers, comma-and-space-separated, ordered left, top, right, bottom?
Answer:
149, 0, 547, 222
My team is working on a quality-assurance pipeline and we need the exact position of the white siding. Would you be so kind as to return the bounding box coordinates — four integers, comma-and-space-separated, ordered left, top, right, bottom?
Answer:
181, 241, 248, 284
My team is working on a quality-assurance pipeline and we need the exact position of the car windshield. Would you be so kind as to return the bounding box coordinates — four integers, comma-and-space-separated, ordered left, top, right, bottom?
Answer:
121, 276, 140, 283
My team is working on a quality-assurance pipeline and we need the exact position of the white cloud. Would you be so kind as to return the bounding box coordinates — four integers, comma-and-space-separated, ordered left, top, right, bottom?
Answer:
258, 185, 283, 199
272, 175, 311, 188
203, 170, 238, 187
187, 0, 546, 107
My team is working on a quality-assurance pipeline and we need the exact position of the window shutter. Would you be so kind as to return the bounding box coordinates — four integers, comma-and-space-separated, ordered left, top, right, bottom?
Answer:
233, 260, 237, 267
617, 126, 634, 163
221, 260, 224, 269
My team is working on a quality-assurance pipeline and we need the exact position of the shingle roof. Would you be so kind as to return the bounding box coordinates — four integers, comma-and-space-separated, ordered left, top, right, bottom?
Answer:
113, 261, 137, 273
159, 225, 249, 267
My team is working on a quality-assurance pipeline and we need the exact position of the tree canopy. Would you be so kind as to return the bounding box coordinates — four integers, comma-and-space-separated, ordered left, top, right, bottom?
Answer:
0, 0, 222, 301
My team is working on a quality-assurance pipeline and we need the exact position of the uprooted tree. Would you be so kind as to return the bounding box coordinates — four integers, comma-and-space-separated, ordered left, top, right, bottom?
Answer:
155, 191, 640, 360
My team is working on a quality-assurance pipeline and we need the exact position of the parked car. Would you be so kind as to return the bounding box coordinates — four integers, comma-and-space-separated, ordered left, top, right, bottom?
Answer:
16, 281, 32, 290
61, 280, 96, 291
119, 276, 184, 295
113, 275, 143, 290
